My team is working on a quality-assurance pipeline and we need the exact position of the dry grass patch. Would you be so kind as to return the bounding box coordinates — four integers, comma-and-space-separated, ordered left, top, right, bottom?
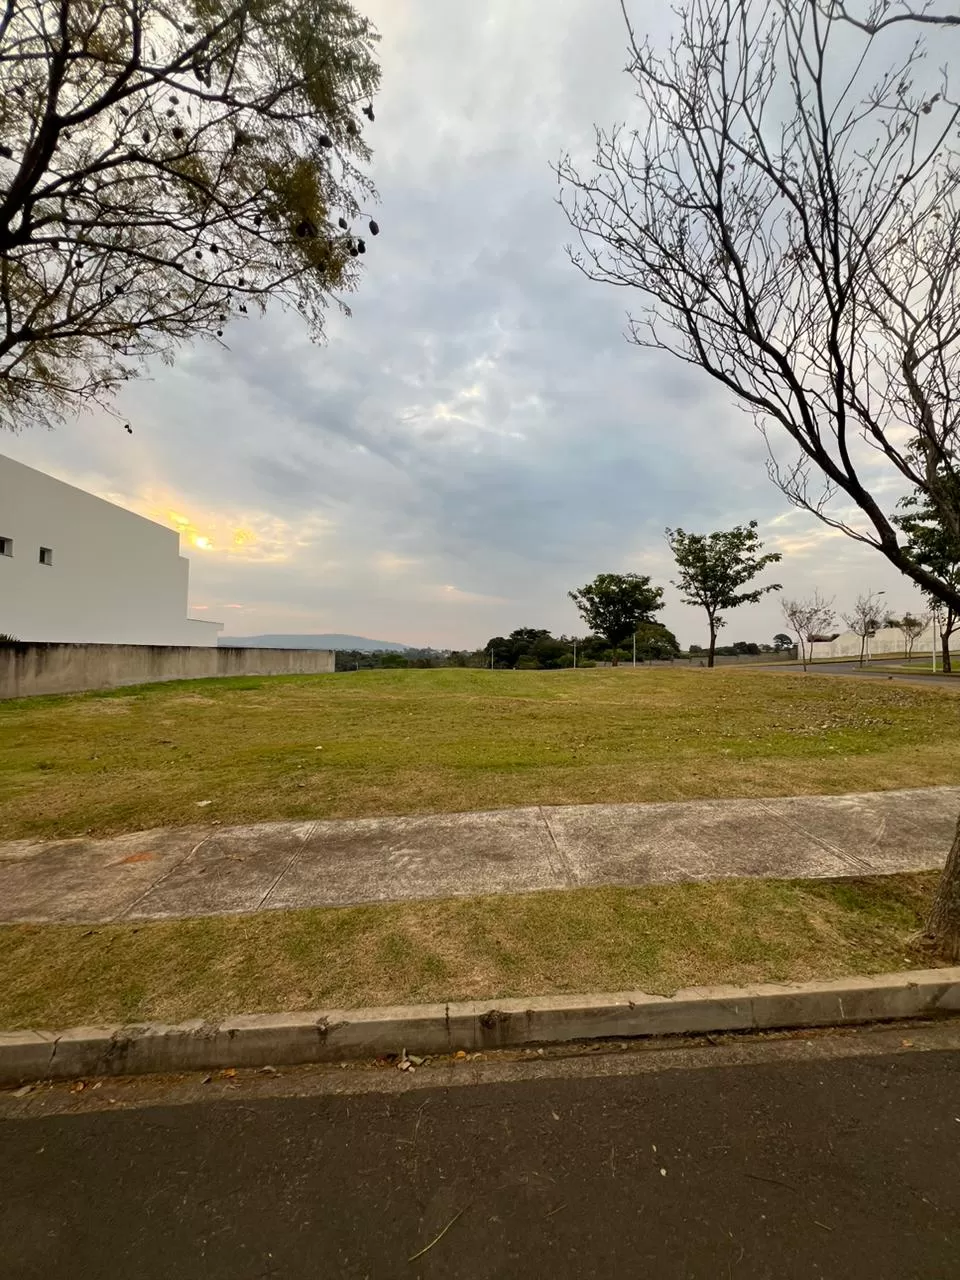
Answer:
0, 667, 956, 840
0, 872, 941, 1030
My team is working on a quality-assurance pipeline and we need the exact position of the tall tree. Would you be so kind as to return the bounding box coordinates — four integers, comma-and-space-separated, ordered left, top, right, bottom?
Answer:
666, 522, 781, 668
568, 572, 664, 665
558, 0, 960, 954
0, 0, 380, 431
558, 0, 960, 612
772, 632, 794, 652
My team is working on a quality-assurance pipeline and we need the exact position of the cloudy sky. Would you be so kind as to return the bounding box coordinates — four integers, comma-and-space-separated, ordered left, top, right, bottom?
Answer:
1, 0, 935, 648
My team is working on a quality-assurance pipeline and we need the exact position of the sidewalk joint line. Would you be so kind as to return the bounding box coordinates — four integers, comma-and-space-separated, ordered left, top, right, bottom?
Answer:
255, 821, 320, 911
538, 807, 579, 887
109, 834, 213, 922
755, 801, 874, 873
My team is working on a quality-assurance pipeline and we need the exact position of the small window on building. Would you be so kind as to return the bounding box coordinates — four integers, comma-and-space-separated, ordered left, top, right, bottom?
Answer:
0, 537, 11, 557
39, 546, 53, 566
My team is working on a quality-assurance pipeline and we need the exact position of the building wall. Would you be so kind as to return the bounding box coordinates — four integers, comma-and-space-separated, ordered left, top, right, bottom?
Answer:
0, 643, 335, 699
0, 454, 221, 645
811, 624, 959, 660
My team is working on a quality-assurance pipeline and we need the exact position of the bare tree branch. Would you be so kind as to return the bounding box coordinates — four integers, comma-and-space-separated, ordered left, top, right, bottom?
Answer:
557, 0, 960, 615
827, 0, 960, 34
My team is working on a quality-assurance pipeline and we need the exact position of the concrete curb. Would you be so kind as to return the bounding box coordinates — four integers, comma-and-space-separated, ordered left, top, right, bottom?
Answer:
3, 967, 960, 1085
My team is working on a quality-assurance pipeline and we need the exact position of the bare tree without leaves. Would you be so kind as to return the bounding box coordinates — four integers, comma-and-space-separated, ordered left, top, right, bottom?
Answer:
890, 610, 928, 658
0, 0, 380, 431
842, 591, 886, 666
781, 591, 835, 670
558, 0, 960, 954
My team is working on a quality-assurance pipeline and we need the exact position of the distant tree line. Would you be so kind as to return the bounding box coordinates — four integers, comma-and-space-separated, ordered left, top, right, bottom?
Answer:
333, 624, 798, 672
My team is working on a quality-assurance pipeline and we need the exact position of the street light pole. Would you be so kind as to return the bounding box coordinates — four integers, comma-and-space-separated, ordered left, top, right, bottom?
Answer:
866, 590, 886, 663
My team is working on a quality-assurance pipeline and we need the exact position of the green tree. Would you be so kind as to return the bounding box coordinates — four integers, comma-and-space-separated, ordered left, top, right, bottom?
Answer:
773, 633, 794, 652
379, 652, 408, 668
666, 523, 782, 668
633, 620, 681, 661
482, 629, 556, 669
895, 488, 960, 674
0, 0, 380, 430
567, 573, 664, 666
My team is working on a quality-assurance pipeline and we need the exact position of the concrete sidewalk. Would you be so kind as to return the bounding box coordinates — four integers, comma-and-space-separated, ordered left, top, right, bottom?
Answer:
1, 785, 957, 925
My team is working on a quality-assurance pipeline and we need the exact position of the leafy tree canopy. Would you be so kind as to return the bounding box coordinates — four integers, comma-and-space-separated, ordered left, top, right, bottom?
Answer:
0, 0, 380, 429
634, 619, 681, 660
667, 521, 782, 665
568, 572, 664, 663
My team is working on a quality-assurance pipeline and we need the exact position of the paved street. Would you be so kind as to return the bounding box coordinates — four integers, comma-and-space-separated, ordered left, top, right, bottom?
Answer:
1, 785, 957, 922
781, 659, 960, 689
3, 1028, 960, 1278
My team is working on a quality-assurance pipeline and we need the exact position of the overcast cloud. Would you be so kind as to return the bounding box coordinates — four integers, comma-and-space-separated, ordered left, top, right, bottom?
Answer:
1, 0, 935, 648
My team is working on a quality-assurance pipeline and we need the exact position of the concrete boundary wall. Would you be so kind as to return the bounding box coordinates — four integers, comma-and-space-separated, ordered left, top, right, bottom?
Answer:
0, 642, 335, 699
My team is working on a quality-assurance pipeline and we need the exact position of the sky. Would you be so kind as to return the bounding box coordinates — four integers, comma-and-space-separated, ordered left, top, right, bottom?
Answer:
0, 0, 936, 649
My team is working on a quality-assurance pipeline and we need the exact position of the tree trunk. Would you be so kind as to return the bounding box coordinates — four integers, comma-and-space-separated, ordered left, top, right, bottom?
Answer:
859, 635, 867, 667
944, 624, 955, 675
927, 812, 960, 960
707, 622, 717, 668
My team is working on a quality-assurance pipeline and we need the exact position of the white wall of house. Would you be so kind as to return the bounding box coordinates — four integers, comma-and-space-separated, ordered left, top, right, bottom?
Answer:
812, 624, 959, 661
0, 454, 222, 645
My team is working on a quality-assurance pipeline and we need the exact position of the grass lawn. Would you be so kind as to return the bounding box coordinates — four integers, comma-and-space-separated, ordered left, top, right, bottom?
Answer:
0, 667, 957, 840
871, 662, 960, 677
0, 872, 942, 1030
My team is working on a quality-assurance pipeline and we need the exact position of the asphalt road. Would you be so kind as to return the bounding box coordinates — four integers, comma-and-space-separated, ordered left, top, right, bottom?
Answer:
3, 1035, 960, 1279
785, 660, 960, 689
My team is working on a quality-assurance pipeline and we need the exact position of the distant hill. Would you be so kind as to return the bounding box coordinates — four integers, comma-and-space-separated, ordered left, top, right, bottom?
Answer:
218, 633, 409, 652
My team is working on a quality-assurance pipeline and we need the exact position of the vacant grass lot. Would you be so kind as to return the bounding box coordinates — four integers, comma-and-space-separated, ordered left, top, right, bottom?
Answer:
0, 667, 956, 841
0, 872, 941, 1029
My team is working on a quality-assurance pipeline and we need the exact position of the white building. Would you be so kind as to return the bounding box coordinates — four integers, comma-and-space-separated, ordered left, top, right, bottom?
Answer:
0, 454, 222, 646
811, 623, 958, 661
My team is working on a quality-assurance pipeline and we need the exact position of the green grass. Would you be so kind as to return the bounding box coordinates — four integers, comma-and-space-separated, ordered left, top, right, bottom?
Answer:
0, 667, 957, 840
0, 872, 941, 1030
871, 661, 960, 676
